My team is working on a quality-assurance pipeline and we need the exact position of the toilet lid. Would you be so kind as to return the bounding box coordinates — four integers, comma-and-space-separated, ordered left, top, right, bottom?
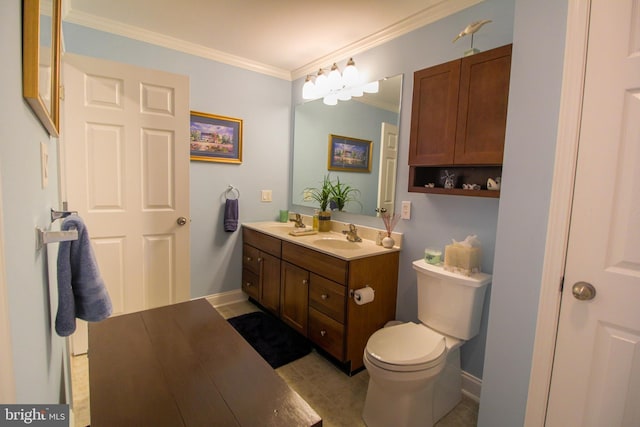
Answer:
366, 322, 446, 370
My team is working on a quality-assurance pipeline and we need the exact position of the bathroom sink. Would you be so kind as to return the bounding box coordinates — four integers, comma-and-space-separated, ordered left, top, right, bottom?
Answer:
312, 237, 360, 250
264, 224, 296, 234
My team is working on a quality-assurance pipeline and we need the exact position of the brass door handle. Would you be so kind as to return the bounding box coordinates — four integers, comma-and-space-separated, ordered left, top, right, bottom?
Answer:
572, 281, 596, 301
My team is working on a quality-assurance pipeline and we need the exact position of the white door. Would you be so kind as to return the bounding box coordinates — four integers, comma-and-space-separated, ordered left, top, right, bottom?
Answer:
62, 54, 190, 353
376, 122, 398, 215
546, 0, 640, 425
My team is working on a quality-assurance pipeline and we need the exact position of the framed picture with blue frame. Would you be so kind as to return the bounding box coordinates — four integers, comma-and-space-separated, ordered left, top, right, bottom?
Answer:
327, 134, 372, 173
190, 111, 243, 163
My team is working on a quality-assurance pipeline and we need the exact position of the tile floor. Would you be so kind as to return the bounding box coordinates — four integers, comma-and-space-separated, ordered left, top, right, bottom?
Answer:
71, 299, 478, 426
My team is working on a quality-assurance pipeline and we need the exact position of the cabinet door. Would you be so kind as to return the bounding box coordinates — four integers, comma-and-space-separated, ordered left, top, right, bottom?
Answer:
408, 59, 460, 165
454, 44, 512, 164
259, 251, 281, 316
280, 262, 309, 336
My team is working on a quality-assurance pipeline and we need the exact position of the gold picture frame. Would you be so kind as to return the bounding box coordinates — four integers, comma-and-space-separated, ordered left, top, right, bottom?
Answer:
23, 0, 62, 137
327, 134, 372, 173
190, 111, 243, 164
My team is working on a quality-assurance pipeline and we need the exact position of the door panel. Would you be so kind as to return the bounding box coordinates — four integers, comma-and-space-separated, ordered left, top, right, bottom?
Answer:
62, 53, 190, 354
547, 0, 640, 424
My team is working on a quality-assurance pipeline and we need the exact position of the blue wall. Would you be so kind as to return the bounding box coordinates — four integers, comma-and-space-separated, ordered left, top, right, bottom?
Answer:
478, 0, 567, 425
1, 0, 67, 402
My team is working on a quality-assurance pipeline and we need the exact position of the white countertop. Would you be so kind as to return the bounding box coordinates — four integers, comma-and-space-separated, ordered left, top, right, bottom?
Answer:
242, 221, 401, 261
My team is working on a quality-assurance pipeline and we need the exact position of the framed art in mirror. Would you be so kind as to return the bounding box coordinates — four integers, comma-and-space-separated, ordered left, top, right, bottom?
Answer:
327, 134, 372, 173
23, 0, 61, 137
189, 111, 243, 164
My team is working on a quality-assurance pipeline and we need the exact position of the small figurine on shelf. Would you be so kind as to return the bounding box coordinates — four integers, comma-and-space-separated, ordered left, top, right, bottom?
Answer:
442, 170, 456, 189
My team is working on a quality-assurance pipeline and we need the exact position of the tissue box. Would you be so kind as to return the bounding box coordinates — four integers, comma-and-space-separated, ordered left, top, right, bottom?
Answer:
444, 244, 481, 276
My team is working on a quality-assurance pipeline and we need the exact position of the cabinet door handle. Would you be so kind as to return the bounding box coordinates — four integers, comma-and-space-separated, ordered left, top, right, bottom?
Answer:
302, 279, 308, 285
321, 294, 329, 300
245, 282, 253, 287
257, 257, 263, 263
320, 330, 327, 337
245, 256, 252, 262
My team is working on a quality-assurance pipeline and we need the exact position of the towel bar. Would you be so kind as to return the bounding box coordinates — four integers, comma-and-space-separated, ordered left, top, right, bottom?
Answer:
36, 227, 78, 250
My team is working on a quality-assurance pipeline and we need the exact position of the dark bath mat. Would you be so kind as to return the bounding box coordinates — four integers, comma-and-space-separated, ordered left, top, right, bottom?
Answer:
228, 311, 312, 369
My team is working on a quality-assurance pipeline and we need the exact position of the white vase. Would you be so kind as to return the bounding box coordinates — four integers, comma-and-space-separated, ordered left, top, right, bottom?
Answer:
382, 236, 395, 248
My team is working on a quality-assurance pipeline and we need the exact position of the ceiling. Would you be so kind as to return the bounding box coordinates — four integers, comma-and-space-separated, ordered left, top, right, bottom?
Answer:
63, 0, 481, 80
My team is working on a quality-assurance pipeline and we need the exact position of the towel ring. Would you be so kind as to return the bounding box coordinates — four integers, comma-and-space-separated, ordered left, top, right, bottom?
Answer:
225, 185, 240, 200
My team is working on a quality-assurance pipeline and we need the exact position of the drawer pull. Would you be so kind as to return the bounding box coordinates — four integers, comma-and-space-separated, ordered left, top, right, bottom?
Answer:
257, 257, 263, 263
320, 330, 327, 337
321, 294, 329, 300
302, 279, 309, 285
245, 256, 252, 262
245, 282, 253, 287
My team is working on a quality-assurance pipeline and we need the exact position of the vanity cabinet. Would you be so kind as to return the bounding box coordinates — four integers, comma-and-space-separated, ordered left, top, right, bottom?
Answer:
242, 228, 281, 316
408, 44, 512, 197
242, 227, 399, 373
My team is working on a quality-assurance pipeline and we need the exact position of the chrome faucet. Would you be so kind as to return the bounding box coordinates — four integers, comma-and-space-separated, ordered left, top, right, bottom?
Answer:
289, 213, 306, 228
343, 224, 362, 242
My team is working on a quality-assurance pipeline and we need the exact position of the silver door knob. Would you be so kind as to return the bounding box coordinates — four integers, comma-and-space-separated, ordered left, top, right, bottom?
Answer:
177, 217, 187, 226
572, 281, 596, 301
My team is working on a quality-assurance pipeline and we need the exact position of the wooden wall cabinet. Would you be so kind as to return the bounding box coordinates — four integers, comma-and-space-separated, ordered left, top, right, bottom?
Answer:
408, 44, 512, 197
242, 228, 399, 373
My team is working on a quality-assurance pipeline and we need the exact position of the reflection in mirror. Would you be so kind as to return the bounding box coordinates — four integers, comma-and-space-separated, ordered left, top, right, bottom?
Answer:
292, 74, 403, 216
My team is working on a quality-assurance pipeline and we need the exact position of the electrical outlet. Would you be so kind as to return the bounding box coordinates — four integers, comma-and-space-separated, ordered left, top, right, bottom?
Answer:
303, 189, 313, 202
401, 201, 411, 219
261, 190, 272, 202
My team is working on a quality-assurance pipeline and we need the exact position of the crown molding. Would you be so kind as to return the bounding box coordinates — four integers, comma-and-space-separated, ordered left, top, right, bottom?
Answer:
62, 8, 292, 81
290, 0, 483, 81
62, 0, 481, 82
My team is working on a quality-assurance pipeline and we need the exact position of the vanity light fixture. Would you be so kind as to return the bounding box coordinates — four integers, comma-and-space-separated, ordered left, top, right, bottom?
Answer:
302, 57, 378, 105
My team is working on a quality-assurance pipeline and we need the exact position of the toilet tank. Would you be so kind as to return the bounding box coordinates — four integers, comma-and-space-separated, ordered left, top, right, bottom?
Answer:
412, 259, 491, 340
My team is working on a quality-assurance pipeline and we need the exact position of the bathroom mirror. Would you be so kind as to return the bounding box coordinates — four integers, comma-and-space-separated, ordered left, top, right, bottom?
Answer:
292, 74, 403, 216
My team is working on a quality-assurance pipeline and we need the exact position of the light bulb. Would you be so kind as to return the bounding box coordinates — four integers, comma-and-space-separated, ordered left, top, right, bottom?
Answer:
323, 94, 338, 106
363, 80, 379, 94
302, 75, 316, 99
337, 90, 351, 101
349, 85, 364, 97
342, 58, 359, 87
314, 69, 329, 97
328, 63, 342, 91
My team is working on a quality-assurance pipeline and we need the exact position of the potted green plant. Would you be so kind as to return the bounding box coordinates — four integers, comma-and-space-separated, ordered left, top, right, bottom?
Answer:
305, 175, 333, 231
329, 176, 361, 212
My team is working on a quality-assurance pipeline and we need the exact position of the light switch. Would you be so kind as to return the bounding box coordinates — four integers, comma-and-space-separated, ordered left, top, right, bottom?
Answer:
40, 142, 48, 188
261, 190, 272, 202
401, 201, 411, 219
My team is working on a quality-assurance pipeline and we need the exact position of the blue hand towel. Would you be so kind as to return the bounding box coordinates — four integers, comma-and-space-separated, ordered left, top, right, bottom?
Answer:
224, 198, 238, 232
55, 215, 112, 337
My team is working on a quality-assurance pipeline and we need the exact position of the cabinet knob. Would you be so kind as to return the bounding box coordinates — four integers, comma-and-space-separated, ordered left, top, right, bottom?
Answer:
302, 279, 308, 285
321, 294, 329, 300
245, 282, 252, 287
257, 257, 263, 263
320, 330, 327, 337
245, 256, 252, 262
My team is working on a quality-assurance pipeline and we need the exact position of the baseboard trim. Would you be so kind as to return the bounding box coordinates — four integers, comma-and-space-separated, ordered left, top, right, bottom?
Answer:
201, 289, 247, 308
461, 370, 482, 403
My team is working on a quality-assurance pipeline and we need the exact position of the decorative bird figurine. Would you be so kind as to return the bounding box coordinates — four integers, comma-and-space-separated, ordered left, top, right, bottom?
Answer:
452, 19, 492, 43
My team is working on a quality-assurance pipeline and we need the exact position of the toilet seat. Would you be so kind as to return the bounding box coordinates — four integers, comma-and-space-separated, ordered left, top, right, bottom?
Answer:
365, 322, 446, 372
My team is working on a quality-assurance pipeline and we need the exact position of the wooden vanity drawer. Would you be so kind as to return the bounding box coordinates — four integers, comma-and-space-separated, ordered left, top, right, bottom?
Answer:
309, 273, 345, 324
241, 268, 260, 300
282, 241, 347, 284
243, 228, 281, 257
242, 244, 260, 274
308, 308, 345, 361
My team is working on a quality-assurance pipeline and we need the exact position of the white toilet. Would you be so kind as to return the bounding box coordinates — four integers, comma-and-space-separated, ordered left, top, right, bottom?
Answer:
362, 259, 491, 427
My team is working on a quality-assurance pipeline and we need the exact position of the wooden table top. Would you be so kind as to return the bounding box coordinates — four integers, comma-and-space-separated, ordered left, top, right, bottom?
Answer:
88, 299, 322, 426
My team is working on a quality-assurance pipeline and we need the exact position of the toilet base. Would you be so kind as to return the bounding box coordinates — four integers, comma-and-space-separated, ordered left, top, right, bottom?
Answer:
362, 347, 462, 427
